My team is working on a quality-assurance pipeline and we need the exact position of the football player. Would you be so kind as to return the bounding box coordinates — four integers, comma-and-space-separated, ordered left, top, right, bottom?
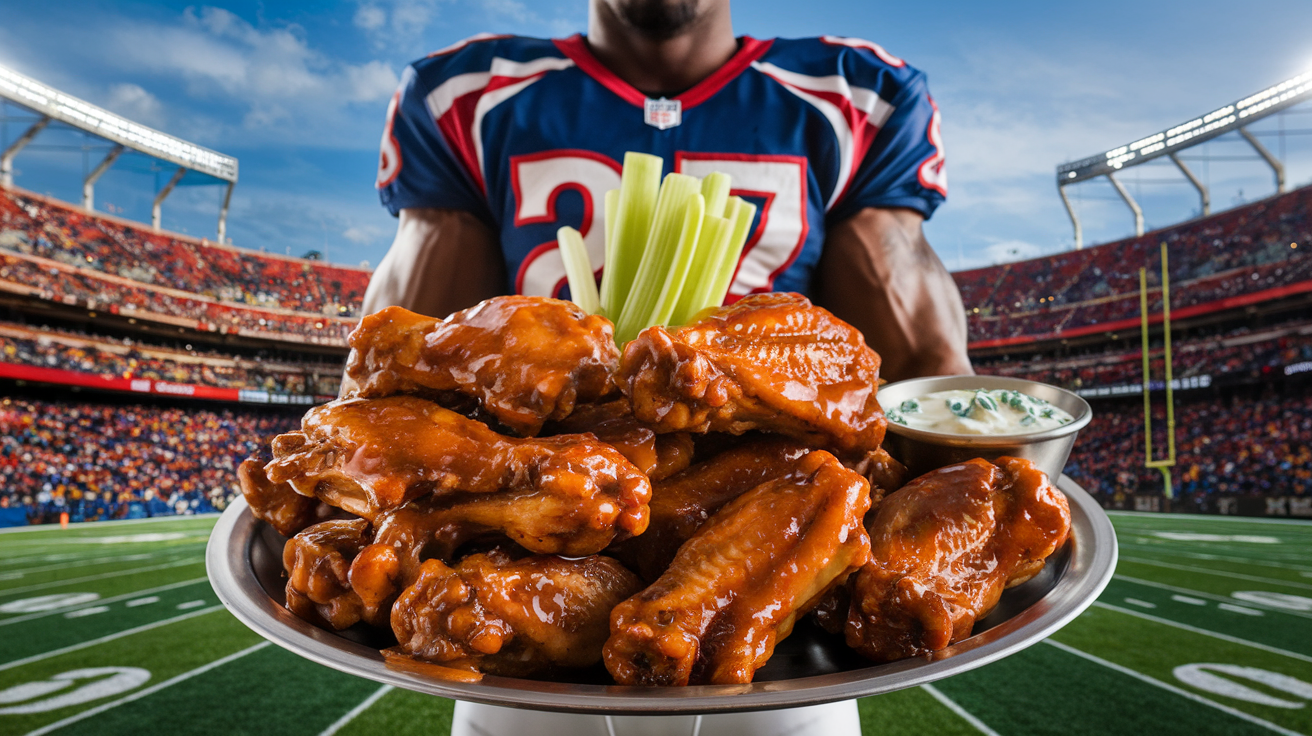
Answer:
365, 0, 972, 382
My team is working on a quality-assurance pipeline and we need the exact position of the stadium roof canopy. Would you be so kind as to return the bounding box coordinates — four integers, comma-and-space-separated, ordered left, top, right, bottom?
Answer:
0, 63, 238, 241
1055, 68, 1312, 249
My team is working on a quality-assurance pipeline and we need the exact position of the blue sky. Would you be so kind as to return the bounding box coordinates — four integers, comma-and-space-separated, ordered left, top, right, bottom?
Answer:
1, 0, 1311, 271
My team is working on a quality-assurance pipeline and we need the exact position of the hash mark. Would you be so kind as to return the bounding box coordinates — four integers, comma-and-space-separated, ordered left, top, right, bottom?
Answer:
1125, 598, 1157, 608
126, 596, 160, 607
1171, 595, 1207, 606
64, 606, 110, 618
176, 600, 206, 610
1218, 603, 1263, 616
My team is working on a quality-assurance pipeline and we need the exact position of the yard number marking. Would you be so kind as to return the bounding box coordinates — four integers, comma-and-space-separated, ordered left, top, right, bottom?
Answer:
1174, 664, 1312, 709
0, 667, 150, 714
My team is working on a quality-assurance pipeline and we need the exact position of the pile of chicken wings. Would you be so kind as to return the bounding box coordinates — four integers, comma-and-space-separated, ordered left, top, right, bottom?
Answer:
238, 293, 1071, 686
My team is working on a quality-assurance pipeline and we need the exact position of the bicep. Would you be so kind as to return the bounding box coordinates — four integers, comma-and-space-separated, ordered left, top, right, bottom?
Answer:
814, 207, 971, 381
362, 208, 506, 318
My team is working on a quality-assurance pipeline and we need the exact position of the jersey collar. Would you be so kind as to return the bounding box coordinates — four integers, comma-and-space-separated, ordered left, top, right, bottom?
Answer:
553, 34, 774, 110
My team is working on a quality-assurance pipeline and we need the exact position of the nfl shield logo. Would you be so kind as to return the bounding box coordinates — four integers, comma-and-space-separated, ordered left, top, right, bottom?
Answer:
644, 97, 682, 130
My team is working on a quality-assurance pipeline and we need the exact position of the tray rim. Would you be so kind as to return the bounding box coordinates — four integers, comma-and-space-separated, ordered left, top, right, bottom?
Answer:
205, 474, 1117, 715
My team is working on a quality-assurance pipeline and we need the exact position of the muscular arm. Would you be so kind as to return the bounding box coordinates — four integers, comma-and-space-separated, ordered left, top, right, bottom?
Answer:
361, 208, 506, 318
814, 207, 973, 382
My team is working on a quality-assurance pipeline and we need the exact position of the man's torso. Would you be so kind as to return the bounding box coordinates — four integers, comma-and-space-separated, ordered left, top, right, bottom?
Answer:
379, 33, 946, 300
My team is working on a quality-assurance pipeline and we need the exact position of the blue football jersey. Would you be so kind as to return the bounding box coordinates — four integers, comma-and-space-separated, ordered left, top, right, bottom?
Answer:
377, 33, 947, 301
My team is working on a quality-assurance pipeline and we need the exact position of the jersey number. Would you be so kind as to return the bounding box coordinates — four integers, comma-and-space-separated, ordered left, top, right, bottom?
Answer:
511, 151, 808, 301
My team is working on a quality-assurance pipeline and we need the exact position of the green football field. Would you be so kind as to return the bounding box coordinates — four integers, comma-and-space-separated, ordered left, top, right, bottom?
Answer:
0, 512, 1310, 736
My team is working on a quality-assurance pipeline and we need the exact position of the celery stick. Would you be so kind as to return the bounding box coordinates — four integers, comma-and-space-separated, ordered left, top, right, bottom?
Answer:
599, 153, 662, 318
646, 193, 705, 328
614, 173, 703, 344
557, 226, 600, 315
704, 197, 757, 310
700, 172, 731, 219
601, 189, 619, 318
668, 214, 729, 326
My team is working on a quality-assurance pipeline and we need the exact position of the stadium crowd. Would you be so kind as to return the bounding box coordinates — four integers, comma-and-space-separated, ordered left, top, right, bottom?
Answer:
3, 385, 1309, 525
0, 189, 369, 315
1064, 391, 1312, 507
979, 324, 1312, 389
957, 186, 1312, 343
0, 324, 343, 396
0, 396, 297, 524
0, 252, 354, 345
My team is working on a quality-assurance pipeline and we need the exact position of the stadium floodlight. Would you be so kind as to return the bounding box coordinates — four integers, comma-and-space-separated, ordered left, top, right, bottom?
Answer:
0, 62, 238, 240
1056, 68, 1312, 248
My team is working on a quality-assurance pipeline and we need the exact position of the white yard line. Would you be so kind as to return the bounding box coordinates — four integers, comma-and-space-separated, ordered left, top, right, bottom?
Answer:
1093, 602, 1312, 664
317, 685, 395, 736
0, 605, 224, 672
0, 558, 203, 598
0, 577, 208, 627
1119, 557, 1312, 592
1119, 546, 1312, 572
920, 684, 1001, 736
0, 552, 168, 577
1042, 639, 1302, 736
22, 640, 268, 736
1106, 511, 1312, 526
1113, 575, 1312, 620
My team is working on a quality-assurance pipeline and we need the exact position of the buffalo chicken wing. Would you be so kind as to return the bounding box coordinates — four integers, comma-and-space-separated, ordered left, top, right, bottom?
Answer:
845, 457, 1071, 662
604, 451, 871, 686
608, 436, 811, 582
617, 293, 886, 455
342, 298, 619, 436
263, 396, 651, 536
392, 550, 642, 677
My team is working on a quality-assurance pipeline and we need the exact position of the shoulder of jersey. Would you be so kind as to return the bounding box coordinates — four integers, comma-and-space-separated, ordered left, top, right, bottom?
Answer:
760, 36, 924, 87
408, 34, 567, 86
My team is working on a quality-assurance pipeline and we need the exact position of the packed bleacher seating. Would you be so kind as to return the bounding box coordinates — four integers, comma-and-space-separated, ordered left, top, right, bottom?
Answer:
0, 188, 369, 315
0, 251, 354, 344
0, 396, 297, 524
978, 320, 1312, 390
0, 322, 343, 396
1064, 390, 1312, 505
957, 185, 1312, 345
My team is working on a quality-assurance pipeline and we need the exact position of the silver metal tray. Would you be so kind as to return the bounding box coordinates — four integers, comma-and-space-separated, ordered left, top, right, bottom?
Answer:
206, 475, 1116, 715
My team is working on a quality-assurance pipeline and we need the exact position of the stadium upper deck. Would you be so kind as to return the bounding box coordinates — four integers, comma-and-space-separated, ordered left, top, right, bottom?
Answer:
956, 184, 1312, 348
0, 186, 367, 347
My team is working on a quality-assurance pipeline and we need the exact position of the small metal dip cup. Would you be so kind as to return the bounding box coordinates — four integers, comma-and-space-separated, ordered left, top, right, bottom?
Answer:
877, 375, 1093, 480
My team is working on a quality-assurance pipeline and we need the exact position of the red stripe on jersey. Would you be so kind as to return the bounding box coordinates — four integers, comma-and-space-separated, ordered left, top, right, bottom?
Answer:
553, 35, 774, 110
917, 96, 948, 196
750, 67, 881, 208
677, 37, 774, 108
435, 92, 486, 193
433, 67, 562, 194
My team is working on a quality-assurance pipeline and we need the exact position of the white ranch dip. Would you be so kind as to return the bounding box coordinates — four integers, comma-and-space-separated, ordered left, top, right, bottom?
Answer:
885, 388, 1073, 435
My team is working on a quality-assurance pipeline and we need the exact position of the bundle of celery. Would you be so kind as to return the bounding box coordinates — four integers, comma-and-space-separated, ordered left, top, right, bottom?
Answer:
556, 152, 757, 345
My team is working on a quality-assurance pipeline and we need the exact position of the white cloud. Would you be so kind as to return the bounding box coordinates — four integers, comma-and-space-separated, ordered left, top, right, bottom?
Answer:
354, 5, 387, 31
345, 60, 401, 103
343, 224, 388, 245
104, 83, 165, 128
353, 0, 446, 52
101, 7, 398, 140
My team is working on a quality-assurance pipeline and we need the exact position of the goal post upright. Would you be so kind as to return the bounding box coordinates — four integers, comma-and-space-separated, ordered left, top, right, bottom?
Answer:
1141, 243, 1177, 500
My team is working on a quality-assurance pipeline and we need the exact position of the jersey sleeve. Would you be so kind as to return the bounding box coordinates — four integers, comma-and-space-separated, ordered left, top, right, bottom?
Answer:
829, 68, 947, 223
376, 64, 491, 221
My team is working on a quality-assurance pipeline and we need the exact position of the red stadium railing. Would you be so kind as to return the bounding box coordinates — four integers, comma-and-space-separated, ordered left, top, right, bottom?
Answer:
0, 322, 340, 402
